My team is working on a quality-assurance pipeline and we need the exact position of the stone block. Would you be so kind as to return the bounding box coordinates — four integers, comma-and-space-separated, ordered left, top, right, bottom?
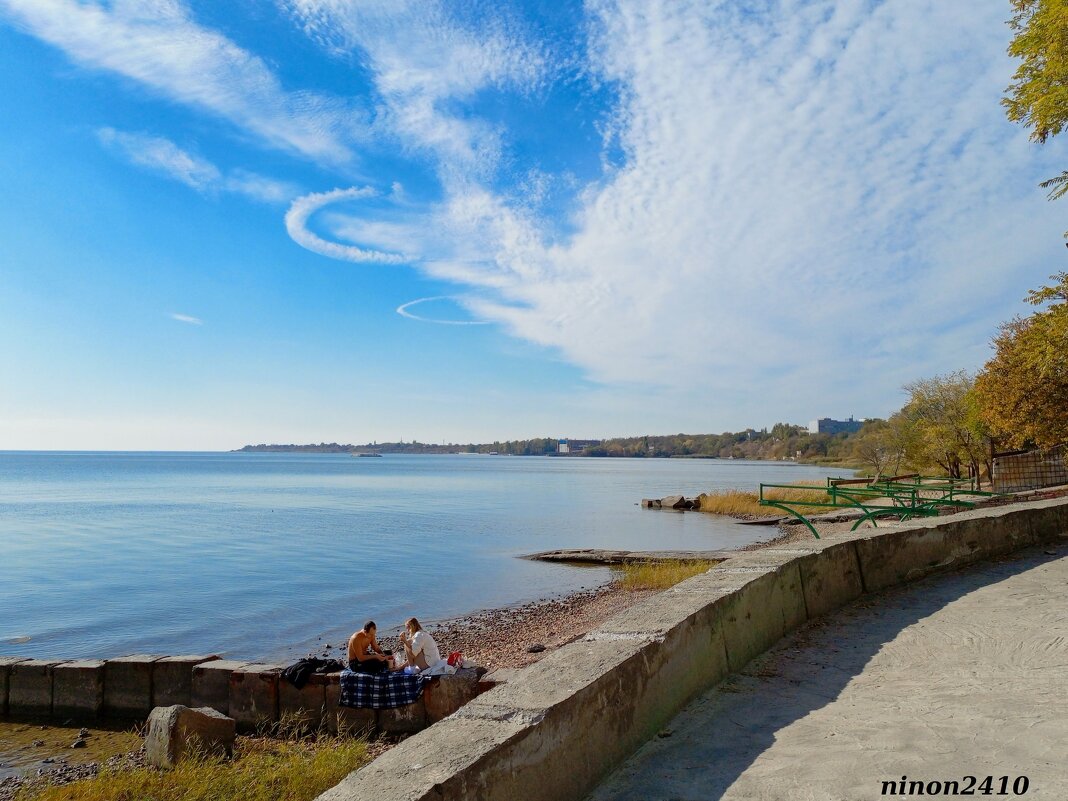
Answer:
8, 659, 63, 717
228, 663, 283, 732
378, 699, 427, 735
0, 657, 29, 716
423, 669, 481, 724
191, 660, 251, 714
279, 675, 326, 731
153, 655, 220, 708
52, 659, 105, 720
660, 495, 686, 509
321, 673, 376, 736
104, 654, 165, 719
145, 705, 236, 768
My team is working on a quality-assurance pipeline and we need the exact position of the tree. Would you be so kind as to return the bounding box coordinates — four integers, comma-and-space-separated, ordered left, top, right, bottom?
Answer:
899, 372, 990, 481
1004, 0, 1068, 230
850, 420, 903, 480
975, 272, 1068, 448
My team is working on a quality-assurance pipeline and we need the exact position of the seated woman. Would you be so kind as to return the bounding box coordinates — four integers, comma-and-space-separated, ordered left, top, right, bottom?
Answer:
347, 620, 392, 674
399, 617, 443, 672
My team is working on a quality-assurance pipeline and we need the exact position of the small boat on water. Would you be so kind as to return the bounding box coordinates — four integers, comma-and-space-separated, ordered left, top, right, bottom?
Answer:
353, 452, 382, 457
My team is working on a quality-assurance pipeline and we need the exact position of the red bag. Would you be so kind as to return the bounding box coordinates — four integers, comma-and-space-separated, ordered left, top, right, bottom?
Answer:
447, 651, 463, 667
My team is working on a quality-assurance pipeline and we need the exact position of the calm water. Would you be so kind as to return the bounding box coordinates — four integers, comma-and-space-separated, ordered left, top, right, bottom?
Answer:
0, 452, 850, 661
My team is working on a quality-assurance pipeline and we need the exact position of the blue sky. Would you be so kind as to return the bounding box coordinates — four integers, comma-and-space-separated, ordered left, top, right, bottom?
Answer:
0, 0, 1065, 450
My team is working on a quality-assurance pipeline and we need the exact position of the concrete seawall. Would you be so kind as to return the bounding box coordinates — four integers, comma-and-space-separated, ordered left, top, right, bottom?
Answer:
317, 497, 1068, 801
0, 652, 489, 736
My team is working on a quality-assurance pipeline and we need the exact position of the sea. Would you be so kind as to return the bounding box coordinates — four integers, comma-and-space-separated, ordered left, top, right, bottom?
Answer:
0, 452, 851, 662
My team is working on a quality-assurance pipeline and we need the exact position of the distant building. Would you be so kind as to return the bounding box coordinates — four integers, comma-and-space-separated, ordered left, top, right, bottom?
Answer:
808, 417, 863, 435
558, 438, 601, 454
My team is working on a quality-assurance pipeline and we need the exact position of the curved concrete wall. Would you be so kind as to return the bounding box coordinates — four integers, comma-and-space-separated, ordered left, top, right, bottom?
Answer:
318, 497, 1068, 801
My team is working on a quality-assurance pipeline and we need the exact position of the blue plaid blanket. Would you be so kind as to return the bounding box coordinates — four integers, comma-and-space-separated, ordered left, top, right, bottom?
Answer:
339, 669, 429, 709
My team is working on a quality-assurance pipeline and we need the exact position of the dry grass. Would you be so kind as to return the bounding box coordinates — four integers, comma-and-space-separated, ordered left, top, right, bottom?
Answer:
613, 559, 720, 590
19, 732, 371, 801
695, 483, 829, 517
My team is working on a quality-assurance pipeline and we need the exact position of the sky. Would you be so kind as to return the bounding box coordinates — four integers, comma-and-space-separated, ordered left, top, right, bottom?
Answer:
0, 0, 1065, 450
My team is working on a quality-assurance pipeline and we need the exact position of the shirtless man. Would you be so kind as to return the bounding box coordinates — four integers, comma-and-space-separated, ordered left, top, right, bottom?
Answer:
347, 620, 391, 674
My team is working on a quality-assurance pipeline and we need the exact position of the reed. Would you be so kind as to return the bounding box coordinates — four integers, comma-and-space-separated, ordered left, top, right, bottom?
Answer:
20, 733, 370, 801
695, 483, 828, 517
613, 559, 720, 590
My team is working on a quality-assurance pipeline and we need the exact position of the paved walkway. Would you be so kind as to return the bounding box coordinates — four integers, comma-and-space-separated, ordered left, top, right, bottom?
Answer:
589, 543, 1068, 801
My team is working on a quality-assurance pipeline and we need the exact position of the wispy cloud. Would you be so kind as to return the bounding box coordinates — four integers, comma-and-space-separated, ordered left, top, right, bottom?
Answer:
0, 0, 358, 162
98, 128, 296, 203
169, 313, 203, 325
280, 0, 547, 173
284, 187, 408, 264
286, 0, 1067, 419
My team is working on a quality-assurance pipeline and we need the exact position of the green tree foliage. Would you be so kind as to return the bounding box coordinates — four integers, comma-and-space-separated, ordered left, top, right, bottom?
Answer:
1004, 0, 1068, 229
897, 372, 990, 480
975, 272, 1068, 448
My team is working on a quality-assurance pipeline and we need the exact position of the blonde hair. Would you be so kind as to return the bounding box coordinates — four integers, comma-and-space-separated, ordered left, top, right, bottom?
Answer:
405, 617, 422, 632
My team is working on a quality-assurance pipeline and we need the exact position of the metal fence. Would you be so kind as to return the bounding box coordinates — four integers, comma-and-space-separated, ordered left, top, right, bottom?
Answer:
992, 445, 1068, 493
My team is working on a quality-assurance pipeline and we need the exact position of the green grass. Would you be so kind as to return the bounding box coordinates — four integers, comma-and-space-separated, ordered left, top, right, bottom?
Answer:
613, 559, 720, 590
20, 733, 371, 801
695, 483, 829, 517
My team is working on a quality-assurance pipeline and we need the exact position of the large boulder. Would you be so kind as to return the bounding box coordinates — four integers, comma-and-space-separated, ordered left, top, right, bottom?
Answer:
661, 495, 688, 509
145, 705, 236, 768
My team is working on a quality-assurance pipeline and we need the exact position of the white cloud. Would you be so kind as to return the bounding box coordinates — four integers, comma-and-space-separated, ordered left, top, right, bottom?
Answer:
284, 187, 408, 264
284, 0, 1068, 422
395, 296, 489, 325
0, 0, 358, 162
170, 313, 202, 325
98, 128, 296, 203
280, 0, 547, 172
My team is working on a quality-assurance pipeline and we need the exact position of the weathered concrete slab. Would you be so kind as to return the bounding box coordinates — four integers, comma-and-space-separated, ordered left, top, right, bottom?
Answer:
1019, 496, 1068, 542
0, 657, 30, 715
477, 668, 518, 694
708, 559, 807, 671
320, 673, 375, 735
588, 581, 730, 720
145, 705, 236, 768
153, 654, 220, 708
52, 659, 105, 720
228, 663, 283, 732
758, 540, 866, 619
378, 699, 427, 735
104, 654, 165, 718
190, 660, 251, 714
8, 659, 63, 717
317, 716, 526, 801
451, 638, 670, 801
279, 675, 326, 730
423, 669, 482, 724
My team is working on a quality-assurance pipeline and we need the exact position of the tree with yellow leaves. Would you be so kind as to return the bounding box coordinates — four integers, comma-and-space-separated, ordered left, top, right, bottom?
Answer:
975, 272, 1068, 448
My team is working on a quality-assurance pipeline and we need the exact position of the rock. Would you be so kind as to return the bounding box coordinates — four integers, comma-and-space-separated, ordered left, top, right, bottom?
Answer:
526, 644, 546, 653
32, 740, 44, 747
70, 739, 87, 749
640, 498, 661, 509
661, 495, 688, 509
78, 728, 90, 738
145, 705, 236, 769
